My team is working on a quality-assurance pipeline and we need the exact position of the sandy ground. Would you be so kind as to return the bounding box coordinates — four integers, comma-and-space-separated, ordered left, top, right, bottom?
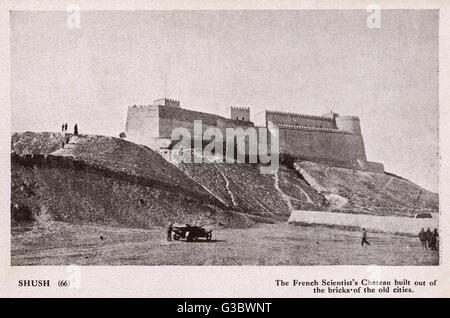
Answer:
11, 222, 439, 266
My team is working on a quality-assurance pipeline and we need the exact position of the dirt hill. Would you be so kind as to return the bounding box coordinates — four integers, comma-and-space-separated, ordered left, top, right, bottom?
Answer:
11, 132, 438, 229
294, 161, 438, 216
11, 132, 249, 228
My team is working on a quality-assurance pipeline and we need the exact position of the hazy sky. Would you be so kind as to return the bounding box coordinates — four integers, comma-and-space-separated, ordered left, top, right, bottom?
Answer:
11, 10, 438, 192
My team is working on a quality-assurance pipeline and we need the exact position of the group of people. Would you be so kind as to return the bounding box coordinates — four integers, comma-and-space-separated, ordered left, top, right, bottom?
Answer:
61, 123, 79, 149
361, 227, 439, 251
62, 123, 78, 135
419, 228, 439, 251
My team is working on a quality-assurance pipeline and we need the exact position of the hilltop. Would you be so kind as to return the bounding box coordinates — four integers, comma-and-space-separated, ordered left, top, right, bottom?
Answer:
11, 132, 244, 229
11, 132, 438, 230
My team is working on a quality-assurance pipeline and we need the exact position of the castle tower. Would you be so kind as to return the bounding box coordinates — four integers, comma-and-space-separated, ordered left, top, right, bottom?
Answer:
335, 115, 362, 134
230, 106, 250, 121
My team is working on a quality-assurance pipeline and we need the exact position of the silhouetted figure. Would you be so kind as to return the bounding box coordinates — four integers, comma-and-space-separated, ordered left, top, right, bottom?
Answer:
74, 123, 78, 135
167, 222, 173, 241
62, 124, 64, 132
64, 123, 68, 131
425, 228, 432, 249
430, 229, 439, 251
361, 228, 371, 247
419, 228, 427, 250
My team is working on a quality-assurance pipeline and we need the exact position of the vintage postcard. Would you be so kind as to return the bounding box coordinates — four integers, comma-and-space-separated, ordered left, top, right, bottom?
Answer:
0, 0, 449, 298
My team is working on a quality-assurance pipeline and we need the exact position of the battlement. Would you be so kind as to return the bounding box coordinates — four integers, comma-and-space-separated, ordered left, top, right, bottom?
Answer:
265, 109, 335, 121
276, 124, 352, 134
230, 106, 250, 121
231, 106, 250, 111
124, 96, 380, 172
153, 98, 180, 108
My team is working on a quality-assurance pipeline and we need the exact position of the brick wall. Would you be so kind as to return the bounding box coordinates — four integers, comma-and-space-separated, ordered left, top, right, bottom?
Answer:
125, 103, 382, 172
277, 126, 367, 166
266, 110, 337, 129
230, 106, 250, 121
159, 106, 255, 139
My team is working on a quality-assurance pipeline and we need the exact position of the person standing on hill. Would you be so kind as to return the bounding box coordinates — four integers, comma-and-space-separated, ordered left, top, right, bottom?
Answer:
62, 123, 65, 132
64, 123, 68, 131
167, 222, 173, 241
430, 229, 439, 251
361, 228, 371, 247
425, 228, 432, 249
419, 228, 427, 250
74, 123, 78, 135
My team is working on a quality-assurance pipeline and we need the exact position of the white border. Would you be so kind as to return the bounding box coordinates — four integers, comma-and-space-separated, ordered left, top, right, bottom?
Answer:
0, 0, 448, 298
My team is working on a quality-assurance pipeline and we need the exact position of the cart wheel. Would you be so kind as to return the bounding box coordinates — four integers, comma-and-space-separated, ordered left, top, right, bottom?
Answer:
186, 232, 193, 242
173, 235, 180, 241
206, 232, 212, 241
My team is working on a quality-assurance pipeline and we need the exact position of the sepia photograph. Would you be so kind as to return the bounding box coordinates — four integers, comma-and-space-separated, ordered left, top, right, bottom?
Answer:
9, 8, 439, 267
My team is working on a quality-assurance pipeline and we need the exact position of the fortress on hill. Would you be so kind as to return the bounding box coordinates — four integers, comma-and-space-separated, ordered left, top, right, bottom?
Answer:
125, 97, 384, 173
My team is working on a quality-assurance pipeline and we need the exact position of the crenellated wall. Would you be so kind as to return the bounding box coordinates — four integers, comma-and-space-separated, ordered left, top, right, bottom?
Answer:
154, 98, 180, 108
126, 104, 256, 148
231, 106, 250, 121
263, 109, 372, 170
158, 105, 255, 139
273, 124, 368, 170
125, 100, 383, 172
266, 110, 337, 129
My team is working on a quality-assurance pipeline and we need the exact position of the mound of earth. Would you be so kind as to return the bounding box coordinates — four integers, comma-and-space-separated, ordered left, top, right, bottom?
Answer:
293, 161, 438, 216
11, 132, 439, 230
11, 132, 249, 228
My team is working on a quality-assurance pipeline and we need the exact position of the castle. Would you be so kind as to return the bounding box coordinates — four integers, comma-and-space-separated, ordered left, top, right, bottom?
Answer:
125, 97, 384, 173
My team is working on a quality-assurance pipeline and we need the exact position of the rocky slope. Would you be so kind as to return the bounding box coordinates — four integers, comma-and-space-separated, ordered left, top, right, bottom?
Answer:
11, 132, 438, 229
294, 161, 438, 216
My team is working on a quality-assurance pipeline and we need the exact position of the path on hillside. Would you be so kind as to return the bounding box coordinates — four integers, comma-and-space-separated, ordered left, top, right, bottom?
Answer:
273, 169, 294, 212
214, 164, 238, 207
50, 135, 82, 157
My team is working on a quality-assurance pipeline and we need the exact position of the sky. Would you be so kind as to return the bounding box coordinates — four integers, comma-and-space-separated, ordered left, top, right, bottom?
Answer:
10, 10, 439, 192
